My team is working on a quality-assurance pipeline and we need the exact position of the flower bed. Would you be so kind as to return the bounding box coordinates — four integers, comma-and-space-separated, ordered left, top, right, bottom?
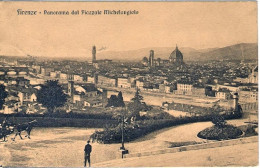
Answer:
90, 112, 242, 144
197, 124, 243, 140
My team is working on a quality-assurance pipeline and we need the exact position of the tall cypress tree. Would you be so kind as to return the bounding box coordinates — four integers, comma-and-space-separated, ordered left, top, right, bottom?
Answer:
127, 88, 143, 120
0, 84, 8, 110
117, 91, 125, 107
131, 88, 143, 103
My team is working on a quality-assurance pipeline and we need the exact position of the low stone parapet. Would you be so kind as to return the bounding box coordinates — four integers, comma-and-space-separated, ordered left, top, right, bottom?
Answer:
124, 136, 258, 158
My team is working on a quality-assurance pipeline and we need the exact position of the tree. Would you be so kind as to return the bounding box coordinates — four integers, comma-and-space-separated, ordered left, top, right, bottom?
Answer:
117, 91, 125, 107
211, 104, 226, 128
106, 92, 125, 108
106, 95, 119, 107
37, 80, 67, 113
127, 88, 144, 120
211, 104, 222, 112
211, 115, 226, 128
131, 88, 143, 102
0, 84, 8, 110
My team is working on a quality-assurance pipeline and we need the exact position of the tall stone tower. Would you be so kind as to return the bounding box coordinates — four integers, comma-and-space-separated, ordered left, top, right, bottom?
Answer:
233, 92, 239, 112
94, 73, 98, 85
92, 45, 96, 63
102, 89, 108, 107
149, 50, 154, 67
67, 74, 74, 98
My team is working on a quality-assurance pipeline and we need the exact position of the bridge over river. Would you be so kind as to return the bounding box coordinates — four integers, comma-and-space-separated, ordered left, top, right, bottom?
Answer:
0, 67, 29, 75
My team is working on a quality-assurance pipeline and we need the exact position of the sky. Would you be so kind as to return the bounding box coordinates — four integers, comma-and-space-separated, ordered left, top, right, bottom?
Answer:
0, 2, 257, 59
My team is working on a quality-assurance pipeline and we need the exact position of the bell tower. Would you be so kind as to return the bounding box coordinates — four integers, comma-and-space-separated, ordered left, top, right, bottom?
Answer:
92, 45, 96, 63
68, 74, 74, 97
149, 50, 154, 67
233, 92, 239, 111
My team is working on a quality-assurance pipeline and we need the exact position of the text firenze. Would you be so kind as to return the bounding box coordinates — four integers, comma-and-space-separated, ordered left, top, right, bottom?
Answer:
17, 9, 37, 15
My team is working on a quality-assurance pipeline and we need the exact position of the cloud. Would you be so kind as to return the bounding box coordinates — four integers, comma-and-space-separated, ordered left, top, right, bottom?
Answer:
98, 46, 107, 51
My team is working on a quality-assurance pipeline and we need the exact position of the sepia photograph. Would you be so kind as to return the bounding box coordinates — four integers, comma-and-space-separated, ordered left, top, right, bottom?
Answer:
0, 1, 258, 167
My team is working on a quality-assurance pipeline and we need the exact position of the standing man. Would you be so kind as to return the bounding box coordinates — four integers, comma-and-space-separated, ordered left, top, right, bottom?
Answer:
84, 140, 92, 167
1, 118, 9, 142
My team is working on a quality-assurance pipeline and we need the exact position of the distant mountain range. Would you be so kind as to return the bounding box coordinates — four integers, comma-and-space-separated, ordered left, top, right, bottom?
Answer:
97, 43, 258, 62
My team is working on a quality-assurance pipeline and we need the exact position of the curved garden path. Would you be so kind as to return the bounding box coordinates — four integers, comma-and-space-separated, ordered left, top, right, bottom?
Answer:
0, 118, 249, 167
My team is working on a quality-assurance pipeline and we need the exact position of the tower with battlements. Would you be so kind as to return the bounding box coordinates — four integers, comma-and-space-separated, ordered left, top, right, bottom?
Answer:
149, 50, 155, 67
68, 74, 74, 97
92, 45, 96, 63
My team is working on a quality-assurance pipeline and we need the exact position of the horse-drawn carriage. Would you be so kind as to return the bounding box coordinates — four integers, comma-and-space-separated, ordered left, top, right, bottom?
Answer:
0, 123, 14, 141
0, 119, 37, 142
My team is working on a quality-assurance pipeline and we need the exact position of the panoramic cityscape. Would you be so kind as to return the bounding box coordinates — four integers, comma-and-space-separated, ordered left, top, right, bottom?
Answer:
0, 1, 258, 167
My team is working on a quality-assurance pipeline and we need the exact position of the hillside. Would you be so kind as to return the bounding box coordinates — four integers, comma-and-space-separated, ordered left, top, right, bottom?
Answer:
0, 43, 257, 62
198, 43, 257, 61
97, 43, 257, 62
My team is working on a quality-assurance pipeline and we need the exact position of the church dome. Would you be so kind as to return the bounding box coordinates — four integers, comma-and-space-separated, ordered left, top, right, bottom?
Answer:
169, 45, 183, 63
142, 57, 148, 63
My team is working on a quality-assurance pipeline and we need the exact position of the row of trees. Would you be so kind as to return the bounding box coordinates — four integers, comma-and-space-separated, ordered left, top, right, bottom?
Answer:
36, 81, 149, 118
0, 80, 240, 123
106, 88, 150, 121
0, 80, 149, 118
0, 79, 148, 117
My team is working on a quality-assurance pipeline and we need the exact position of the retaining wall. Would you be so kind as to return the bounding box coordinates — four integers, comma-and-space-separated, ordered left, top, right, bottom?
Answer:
124, 136, 258, 158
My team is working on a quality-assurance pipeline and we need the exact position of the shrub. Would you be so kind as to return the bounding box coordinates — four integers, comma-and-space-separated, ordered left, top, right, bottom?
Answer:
90, 111, 242, 144
0, 111, 114, 120
169, 141, 203, 148
0, 112, 117, 128
238, 124, 258, 137
197, 124, 243, 140
211, 115, 227, 128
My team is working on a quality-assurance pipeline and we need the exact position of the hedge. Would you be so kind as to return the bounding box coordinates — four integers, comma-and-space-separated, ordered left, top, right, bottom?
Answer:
0, 111, 113, 120
0, 116, 117, 128
90, 111, 242, 144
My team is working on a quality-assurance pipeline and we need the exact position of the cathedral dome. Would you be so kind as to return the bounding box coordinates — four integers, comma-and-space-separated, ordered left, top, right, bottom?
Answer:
142, 57, 148, 63
169, 45, 183, 63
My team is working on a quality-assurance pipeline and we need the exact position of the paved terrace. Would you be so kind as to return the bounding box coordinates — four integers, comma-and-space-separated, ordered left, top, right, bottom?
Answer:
94, 141, 258, 167
0, 117, 256, 167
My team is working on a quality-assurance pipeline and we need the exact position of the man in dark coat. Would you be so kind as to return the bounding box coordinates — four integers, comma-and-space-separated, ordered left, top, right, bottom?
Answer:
1, 118, 9, 142
84, 140, 92, 167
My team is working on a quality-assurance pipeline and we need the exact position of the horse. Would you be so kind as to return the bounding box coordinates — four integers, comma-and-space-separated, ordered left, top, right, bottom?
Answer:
11, 120, 37, 141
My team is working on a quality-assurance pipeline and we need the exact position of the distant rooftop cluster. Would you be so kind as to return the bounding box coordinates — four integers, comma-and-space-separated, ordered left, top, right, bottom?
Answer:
142, 45, 184, 68
0, 43, 257, 115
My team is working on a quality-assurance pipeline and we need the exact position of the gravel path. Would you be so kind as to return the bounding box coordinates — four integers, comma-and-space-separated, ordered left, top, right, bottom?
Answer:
0, 118, 254, 167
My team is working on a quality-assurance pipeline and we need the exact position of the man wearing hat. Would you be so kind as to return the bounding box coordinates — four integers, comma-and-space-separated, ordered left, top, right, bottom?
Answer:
84, 140, 92, 167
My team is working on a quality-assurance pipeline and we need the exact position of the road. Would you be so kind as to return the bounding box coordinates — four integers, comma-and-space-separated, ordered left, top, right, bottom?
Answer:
0, 118, 256, 167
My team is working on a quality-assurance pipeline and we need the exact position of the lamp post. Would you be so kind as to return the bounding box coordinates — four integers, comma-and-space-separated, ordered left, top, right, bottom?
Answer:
119, 107, 128, 158
120, 115, 125, 151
